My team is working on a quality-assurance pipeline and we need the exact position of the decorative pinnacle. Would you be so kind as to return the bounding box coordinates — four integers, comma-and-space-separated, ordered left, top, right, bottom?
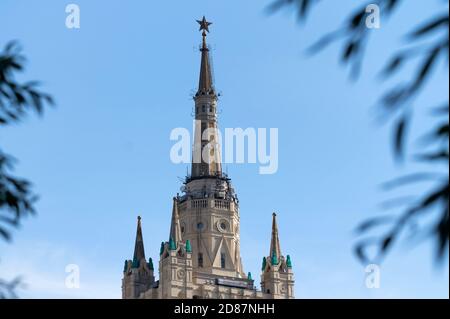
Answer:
261, 256, 267, 271
186, 240, 192, 253
286, 255, 292, 268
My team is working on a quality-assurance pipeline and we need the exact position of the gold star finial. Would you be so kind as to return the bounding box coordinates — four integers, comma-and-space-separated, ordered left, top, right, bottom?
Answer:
196, 16, 212, 33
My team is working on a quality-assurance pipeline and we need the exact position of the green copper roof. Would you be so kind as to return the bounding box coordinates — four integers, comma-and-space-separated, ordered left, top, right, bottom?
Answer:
261, 257, 267, 271
286, 255, 292, 268
247, 272, 252, 280
123, 260, 128, 272
131, 257, 140, 268
148, 257, 154, 270
186, 240, 192, 253
160, 242, 165, 255
169, 237, 177, 250
271, 249, 278, 266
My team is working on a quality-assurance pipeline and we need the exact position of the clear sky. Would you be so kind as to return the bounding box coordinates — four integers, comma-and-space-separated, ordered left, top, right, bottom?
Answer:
0, 0, 448, 298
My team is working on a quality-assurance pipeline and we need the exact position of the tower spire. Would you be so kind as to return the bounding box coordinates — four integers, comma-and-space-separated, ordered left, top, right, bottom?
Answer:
196, 16, 215, 96
191, 17, 222, 178
269, 212, 282, 265
169, 197, 182, 245
133, 216, 145, 263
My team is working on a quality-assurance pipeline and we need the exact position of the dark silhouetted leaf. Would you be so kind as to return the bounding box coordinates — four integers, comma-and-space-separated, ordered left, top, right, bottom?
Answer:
393, 113, 409, 160
349, 10, 365, 29
381, 86, 410, 108
385, 0, 400, 13
378, 196, 416, 210
354, 243, 369, 264
355, 216, 394, 233
409, 15, 449, 39
415, 151, 449, 162
342, 41, 360, 62
436, 207, 449, 260
381, 234, 394, 252
411, 46, 440, 91
307, 30, 343, 55
381, 54, 404, 77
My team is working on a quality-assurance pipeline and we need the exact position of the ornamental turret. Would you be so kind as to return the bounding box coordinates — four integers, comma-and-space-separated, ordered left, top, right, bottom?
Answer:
122, 216, 155, 298
260, 213, 295, 299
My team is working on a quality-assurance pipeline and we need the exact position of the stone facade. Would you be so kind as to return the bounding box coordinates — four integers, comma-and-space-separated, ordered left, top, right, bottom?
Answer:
121, 17, 295, 299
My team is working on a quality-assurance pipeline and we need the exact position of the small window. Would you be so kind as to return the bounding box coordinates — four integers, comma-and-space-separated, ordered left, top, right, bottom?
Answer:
209, 106, 213, 112
202, 105, 206, 112
197, 222, 204, 231
198, 253, 204, 267
221, 253, 226, 269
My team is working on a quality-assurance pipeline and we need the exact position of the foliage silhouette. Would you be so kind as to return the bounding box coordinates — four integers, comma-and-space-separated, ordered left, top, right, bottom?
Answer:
268, 0, 449, 264
0, 41, 54, 298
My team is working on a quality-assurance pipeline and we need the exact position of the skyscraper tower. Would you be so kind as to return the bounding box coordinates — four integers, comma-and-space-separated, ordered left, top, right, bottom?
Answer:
121, 17, 295, 299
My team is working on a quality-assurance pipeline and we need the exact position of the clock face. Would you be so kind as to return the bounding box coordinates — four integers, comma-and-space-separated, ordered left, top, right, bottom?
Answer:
196, 222, 204, 230
216, 219, 228, 233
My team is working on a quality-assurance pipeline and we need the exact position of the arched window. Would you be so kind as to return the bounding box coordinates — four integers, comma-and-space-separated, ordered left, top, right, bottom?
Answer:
198, 253, 204, 267
220, 253, 226, 269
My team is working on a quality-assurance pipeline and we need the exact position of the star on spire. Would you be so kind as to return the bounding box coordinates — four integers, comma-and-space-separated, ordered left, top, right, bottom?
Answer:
197, 16, 212, 33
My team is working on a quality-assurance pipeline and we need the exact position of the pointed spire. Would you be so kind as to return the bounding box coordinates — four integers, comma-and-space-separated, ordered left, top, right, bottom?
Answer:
133, 216, 145, 264
269, 212, 282, 266
169, 197, 182, 244
196, 16, 215, 97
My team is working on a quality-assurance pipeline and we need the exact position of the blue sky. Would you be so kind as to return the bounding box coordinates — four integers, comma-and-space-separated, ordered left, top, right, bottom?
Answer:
0, 0, 448, 298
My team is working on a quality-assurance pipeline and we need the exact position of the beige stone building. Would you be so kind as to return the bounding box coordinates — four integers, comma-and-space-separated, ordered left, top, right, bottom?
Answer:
121, 17, 295, 299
